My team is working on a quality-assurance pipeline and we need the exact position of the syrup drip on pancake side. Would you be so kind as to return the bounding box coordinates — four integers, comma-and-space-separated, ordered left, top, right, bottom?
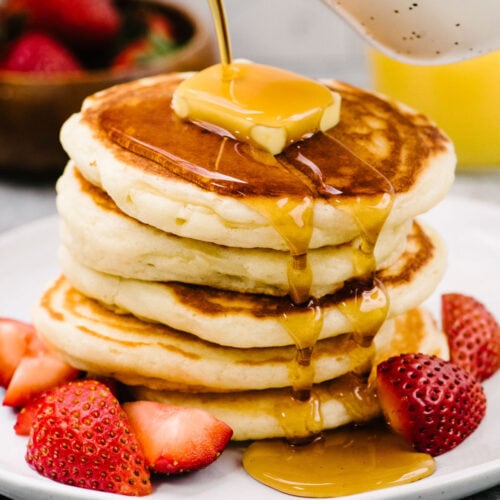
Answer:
96, 78, 409, 493
95, 0, 438, 493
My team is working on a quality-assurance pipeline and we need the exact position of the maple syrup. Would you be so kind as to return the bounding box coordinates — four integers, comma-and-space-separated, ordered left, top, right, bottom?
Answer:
172, 62, 340, 155
243, 421, 435, 498
93, 0, 438, 494
176, 1, 340, 156
207, 0, 231, 67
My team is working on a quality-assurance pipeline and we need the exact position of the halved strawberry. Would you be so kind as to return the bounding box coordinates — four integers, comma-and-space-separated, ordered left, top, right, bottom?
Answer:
3, 353, 79, 407
442, 293, 500, 381
0, 318, 35, 387
123, 401, 233, 474
26, 380, 152, 496
377, 353, 486, 456
0, 317, 80, 407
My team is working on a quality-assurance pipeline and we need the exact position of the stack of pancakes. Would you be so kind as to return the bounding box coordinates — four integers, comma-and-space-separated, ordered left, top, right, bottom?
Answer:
33, 73, 455, 440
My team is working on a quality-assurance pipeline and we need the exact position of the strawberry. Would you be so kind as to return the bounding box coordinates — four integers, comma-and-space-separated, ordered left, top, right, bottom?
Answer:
123, 401, 233, 474
13, 390, 48, 436
8, 0, 120, 48
112, 11, 177, 70
1, 31, 82, 73
0, 318, 35, 387
26, 380, 152, 496
0, 317, 80, 407
376, 353, 486, 456
442, 293, 500, 381
3, 353, 79, 407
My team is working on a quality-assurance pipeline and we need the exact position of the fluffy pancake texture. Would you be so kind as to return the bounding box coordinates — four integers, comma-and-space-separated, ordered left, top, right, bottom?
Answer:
33, 276, 375, 392
33, 279, 448, 440
57, 163, 411, 297
134, 374, 382, 441
58, 219, 446, 348
40, 69, 456, 442
132, 307, 448, 441
59, 73, 455, 250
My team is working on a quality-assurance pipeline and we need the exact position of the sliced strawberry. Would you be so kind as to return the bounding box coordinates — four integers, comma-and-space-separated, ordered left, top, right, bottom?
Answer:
1, 31, 82, 73
3, 353, 80, 407
0, 317, 81, 407
377, 353, 487, 456
0, 318, 35, 387
442, 293, 500, 381
123, 401, 233, 474
111, 38, 149, 69
26, 380, 152, 496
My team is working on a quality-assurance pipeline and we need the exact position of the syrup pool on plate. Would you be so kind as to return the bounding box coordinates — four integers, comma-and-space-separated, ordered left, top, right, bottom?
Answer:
243, 421, 435, 498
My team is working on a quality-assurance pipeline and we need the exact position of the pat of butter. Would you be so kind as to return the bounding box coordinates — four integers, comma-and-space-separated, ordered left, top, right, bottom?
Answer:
172, 62, 341, 155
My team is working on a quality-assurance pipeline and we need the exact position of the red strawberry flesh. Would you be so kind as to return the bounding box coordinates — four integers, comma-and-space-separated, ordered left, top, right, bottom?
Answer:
3, 353, 79, 407
0, 318, 35, 388
8, 0, 120, 48
14, 390, 48, 435
124, 400, 233, 474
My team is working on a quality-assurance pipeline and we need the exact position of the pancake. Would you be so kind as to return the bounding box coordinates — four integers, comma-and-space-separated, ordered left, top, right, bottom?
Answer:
33, 276, 378, 393
373, 307, 450, 368
57, 162, 411, 297
59, 73, 455, 251
131, 307, 449, 441
58, 219, 446, 348
134, 373, 381, 441
49, 68, 454, 445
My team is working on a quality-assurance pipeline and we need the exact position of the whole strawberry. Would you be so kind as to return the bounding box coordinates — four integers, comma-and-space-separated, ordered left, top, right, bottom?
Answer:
1, 31, 82, 73
377, 353, 486, 456
7, 0, 120, 48
442, 293, 500, 381
26, 380, 152, 496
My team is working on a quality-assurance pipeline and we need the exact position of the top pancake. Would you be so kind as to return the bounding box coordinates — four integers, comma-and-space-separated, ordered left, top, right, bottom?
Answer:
60, 73, 455, 250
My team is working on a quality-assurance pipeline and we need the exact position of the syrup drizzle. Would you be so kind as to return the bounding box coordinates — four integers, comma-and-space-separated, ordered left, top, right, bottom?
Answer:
96, 0, 436, 493
208, 0, 232, 67
99, 27, 392, 438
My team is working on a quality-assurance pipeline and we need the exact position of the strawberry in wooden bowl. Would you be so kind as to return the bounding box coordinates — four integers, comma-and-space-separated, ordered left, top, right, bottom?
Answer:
0, 0, 215, 175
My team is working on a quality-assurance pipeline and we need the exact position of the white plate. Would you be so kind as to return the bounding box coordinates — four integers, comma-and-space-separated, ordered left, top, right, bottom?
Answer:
0, 195, 499, 500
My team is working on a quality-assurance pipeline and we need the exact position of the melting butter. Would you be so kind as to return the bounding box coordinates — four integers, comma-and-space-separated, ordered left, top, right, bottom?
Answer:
172, 62, 341, 155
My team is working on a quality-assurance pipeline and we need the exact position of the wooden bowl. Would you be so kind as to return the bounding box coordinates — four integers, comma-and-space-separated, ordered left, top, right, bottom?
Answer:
0, 0, 216, 176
